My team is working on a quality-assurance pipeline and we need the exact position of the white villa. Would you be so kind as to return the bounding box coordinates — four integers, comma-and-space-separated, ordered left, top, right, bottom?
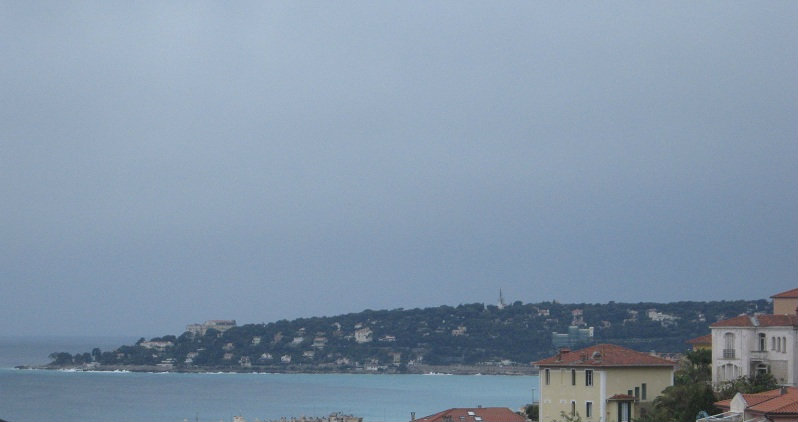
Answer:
710, 288, 798, 387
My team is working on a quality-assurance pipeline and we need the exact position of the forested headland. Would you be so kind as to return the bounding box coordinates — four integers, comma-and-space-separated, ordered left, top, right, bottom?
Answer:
44, 298, 767, 373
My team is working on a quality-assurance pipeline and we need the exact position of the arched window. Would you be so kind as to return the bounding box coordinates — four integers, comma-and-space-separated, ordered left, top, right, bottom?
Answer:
777, 337, 781, 352
723, 333, 735, 358
772, 337, 776, 350
758, 333, 766, 351
783, 336, 787, 353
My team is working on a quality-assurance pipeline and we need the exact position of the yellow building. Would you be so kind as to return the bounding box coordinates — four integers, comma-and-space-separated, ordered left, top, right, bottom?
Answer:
686, 334, 712, 351
771, 288, 798, 315
534, 344, 675, 422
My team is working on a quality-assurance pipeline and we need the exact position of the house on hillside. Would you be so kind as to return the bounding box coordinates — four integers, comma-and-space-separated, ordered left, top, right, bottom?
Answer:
551, 326, 594, 349
354, 327, 373, 343
703, 386, 797, 422
710, 313, 798, 387
185, 320, 236, 336
534, 344, 676, 422
411, 407, 525, 422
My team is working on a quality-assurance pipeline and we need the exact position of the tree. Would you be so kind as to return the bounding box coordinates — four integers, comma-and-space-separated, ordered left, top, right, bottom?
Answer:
716, 373, 779, 400
643, 349, 716, 422
48, 352, 73, 366
554, 411, 581, 422
647, 382, 716, 422
523, 404, 539, 421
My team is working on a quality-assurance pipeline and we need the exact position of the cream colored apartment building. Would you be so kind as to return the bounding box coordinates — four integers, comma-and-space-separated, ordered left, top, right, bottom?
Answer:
534, 344, 675, 422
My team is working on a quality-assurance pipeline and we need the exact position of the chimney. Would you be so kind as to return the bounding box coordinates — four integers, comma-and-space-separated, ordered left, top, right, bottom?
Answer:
411, 413, 416, 422
556, 348, 571, 361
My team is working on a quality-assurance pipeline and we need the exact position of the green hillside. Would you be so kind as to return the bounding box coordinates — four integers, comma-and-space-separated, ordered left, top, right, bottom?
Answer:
50, 299, 768, 372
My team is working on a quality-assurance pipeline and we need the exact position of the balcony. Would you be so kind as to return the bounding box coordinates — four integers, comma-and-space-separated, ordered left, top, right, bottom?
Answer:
722, 349, 736, 359
749, 350, 768, 361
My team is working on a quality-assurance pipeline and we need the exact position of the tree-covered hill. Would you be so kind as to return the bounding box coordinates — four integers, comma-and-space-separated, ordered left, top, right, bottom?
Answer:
48, 298, 768, 372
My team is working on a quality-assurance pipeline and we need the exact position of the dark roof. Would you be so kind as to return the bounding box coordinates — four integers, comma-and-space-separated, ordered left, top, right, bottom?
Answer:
607, 394, 636, 401
710, 314, 798, 328
414, 408, 525, 422
534, 344, 675, 368
771, 288, 798, 299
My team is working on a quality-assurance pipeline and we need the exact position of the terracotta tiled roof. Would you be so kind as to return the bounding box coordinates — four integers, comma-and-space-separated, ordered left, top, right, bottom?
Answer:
710, 314, 798, 328
533, 344, 676, 368
686, 334, 712, 345
607, 394, 636, 401
771, 288, 798, 299
740, 391, 783, 407
750, 388, 797, 415
714, 388, 798, 417
414, 408, 525, 422
714, 399, 732, 410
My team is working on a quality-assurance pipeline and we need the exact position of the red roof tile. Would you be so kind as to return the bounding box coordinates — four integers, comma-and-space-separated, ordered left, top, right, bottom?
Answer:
714, 399, 732, 410
771, 288, 798, 299
710, 314, 798, 328
533, 344, 676, 368
714, 387, 798, 417
748, 388, 798, 416
686, 334, 712, 345
415, 408, 525, 422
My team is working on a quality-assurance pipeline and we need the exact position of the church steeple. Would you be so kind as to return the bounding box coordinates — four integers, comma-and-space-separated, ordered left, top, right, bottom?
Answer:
498, 289, 506, 310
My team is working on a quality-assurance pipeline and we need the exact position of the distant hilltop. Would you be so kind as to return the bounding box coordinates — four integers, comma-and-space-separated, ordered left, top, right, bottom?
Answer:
41, 298, 768, 374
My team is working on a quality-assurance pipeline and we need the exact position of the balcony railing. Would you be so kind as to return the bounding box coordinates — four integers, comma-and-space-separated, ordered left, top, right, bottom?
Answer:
722, 349, 736, 359
749, 350, 768, 361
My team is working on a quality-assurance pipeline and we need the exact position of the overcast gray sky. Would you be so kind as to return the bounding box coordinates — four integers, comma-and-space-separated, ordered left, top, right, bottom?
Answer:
1, 2, 796, 337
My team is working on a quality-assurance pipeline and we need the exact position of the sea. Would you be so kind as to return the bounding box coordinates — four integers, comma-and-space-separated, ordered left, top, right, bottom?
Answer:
0, 337, 539, 422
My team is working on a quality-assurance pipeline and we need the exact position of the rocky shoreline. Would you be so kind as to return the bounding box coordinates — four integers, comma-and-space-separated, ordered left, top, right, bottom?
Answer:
19, 363, 539, 376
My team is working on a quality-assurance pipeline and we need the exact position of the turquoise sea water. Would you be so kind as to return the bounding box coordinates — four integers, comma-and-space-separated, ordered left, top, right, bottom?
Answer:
0, 338, 538, 422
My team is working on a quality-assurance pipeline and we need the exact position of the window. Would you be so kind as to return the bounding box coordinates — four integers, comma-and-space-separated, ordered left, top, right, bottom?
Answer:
759, 333, 766, 351
772, 337, 776, 350
571, 369, 576, 386
721, 363, 741, 381
585, 369, 593, 386
642, 383, 647, 400
723, 333, 735, 358
545, 368, 550, 385
783, 336, 787, 353
777, 337, 782, 352
619, 402, 630, 422
570, 401, 576, 416
585, 402, 592, 418
634, 386, 640, 400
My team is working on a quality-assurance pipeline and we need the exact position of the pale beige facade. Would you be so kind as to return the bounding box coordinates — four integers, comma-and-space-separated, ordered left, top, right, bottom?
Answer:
773, 294, 797, 315
538, 366, 673, 422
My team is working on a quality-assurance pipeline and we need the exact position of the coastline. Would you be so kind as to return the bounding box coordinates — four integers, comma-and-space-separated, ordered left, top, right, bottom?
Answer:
19, 363, 539, 376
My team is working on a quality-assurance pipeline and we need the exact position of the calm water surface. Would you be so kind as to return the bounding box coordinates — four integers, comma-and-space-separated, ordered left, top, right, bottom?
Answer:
0, 337, 538, 422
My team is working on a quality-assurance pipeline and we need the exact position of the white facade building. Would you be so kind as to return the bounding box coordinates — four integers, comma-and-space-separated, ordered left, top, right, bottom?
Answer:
710, 314, 798, 387
354, 327, 373, 343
